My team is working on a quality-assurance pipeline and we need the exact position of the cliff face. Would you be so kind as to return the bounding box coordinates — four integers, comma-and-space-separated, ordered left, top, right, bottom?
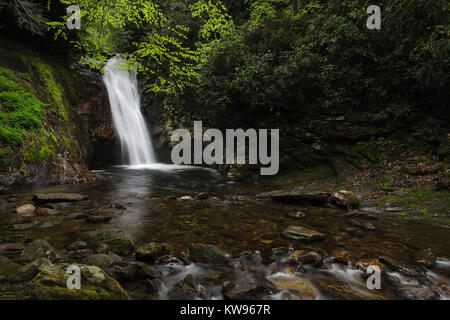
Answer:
0, 37, 117, 187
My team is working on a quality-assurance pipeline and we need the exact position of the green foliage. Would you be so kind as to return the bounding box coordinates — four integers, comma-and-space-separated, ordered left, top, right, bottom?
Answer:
0, 68, 45, 148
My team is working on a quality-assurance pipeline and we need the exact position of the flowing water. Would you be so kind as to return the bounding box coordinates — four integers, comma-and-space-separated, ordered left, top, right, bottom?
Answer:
103, 57, 156, 165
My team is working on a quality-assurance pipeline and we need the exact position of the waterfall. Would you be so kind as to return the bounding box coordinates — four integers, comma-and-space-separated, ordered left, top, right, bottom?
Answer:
103, 57, 156, 165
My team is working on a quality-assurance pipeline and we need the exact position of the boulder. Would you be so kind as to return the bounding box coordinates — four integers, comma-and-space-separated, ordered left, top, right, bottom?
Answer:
269, 276, 320, 299
282, 226, 325, 242
0, 258, 129, 299
292, 251, 323, 267
84, 254, 121, 269
414, 248, 437, 269
187, 243, 231, 265
223, 276, 275, 300
106, 261, 159, 283
32, 193, 87, 204
0, 256, 21, 277
330, 190, 360, 209
396, 285, 439, 300
67, 241, 87, 251
378, 256, 425, 277
16, 204, 36, 215
80, 229, 135, 255
136, 242, 171, 263
19, 239, 67, 263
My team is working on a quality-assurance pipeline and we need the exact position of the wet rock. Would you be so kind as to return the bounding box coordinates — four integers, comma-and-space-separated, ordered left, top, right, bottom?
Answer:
136, 242, 171, 263
113, 203, 127, 210
384, 206, 411, 213
288, 211, 306, 219
19, 239, 67, 263
80, 229, 135, 255
223, 277, 275, 300
10, 217, 32, 224
97, 243, 110, 254
106, 261, 159, 283
378, 256, 425, 277
0, 186, 8, 194
270, 276, 320, 299
414, 248, 437, 268
0, 199, 9, 213
282, 226, 325, 242
67, 241, 87, 251
86, 215, 112, 224
292, 251, 323, 268
36, 208, 61, 216
330, 190, 360, 209
145, 279, 158, 295
187, 243, 231, 265
32, 193, 88, 204
343, 211, 377, 220
68, 249, 94, 260
168, 274, 201, 299
330, 250, 350, 264
12, 221, 39, 231
0, 243, 25, 259
349, 219, 376, 231
357, 258, 384, 275
0, 258, 129, 299
16, 204, 36, 215
396, 285, 439, 300
0, 256, 21, 276
179, 196, 193, 201
196, 192, 209, 200
360, 207, 382, 215
40, 222, 58, 229
84, 253, 121, 269
261, 190, 330, 206
66, 212, 88, 220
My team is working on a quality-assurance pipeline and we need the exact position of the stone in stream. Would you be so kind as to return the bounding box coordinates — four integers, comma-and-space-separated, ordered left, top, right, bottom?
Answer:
292, 251, 323, 267
135, 242, 171, 263
330, 250, 350, 264
187, 243, 231, 265
19, 239, 67, 263
343, 210, 377, 220
259, 190, 330, 206
80, 229, 135, 255
106, 261, 159, 283
96, 243, 110, 254
223, 276, 275, 300
396, 285, 439, 300
12, 221, 39, 231
0, 243, 25, 259
282, 226, 325, 242
84, 253, 122, 269
330, 190, 360, 209
36, 207, 61, 216
32, 193, 88, 204
349, 219, 376, 231
269, 276, 320, 299
378, 256, 426, 277
195, 192, 209, 200
288, 211, 306, 219
0, 257, 129, 299
67, 241, 87, 251
384, 206, 411, 213
357, 258, 384, 275
68, 249, 94, 260
40, 222, 58, 229
0, 199, 9, 213
0, 256, 21, 276
360, 207, 382, 215
66, 212, 88, 220
414, 248, 437, 268
16, 204, 36, 215
86, 215, 112, 224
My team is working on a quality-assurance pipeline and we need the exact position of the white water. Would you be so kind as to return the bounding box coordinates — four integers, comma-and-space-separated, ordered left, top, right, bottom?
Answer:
103, 57, 157, 165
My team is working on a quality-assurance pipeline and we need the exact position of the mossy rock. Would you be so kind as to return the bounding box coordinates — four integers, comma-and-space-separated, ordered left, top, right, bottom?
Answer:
80, 229, 135, 255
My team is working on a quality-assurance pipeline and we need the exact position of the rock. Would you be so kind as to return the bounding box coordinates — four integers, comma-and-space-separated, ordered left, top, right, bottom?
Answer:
16, 204, 36, 215
40, 222, 57, 229
349, 219, 376, 231
106, 261, 159, 283
196, 193, 209, 200
97, 243, 110, 254
384, 206, 411, 213
84, 254, 121, 269
360, 207, 382, 215
330, 190, 360, 209
145, 279, 158, 295
357, 258, 384, 275
330, 250, 350, 264
396, 285, 439, 300
288, 211, 306, 219
86, 215, 112, 224
0, 256, 21, 276
282, 226, 325, 242
168, 274, 201, 299
20, 239, 67, 263
343, 211, 377, 220
0, 186, 8, 194
68, 241, 87, 251
261, 190, 330, 206
36, 208, 61, 216
136, 242, 171, 263
66, 212, 88, 220
378, 256, 425, 277
0, 243, 25, 259
179, 196, 193, 201
187, 243, 231, 265
80, 229, 135, 255
223, 277, 275, 300
414, 248, 437, 268
12, 221, 39, 231
270, 276, 320, 299
67, 249, 94, 260
32, 193, 88, 204
292, 251, 323, 267
0, 258, 129, 299
113, 203, 127, 210
0, 199, 9, 213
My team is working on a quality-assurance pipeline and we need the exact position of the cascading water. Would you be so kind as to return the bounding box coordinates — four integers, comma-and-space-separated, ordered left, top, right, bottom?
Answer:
103, 57, 157, 165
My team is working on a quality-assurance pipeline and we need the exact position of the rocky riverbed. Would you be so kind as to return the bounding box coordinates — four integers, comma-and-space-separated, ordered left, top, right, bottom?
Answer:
0, 167, 449, 300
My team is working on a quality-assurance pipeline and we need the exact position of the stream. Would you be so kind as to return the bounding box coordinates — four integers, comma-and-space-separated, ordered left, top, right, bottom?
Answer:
0, 165, 449, 300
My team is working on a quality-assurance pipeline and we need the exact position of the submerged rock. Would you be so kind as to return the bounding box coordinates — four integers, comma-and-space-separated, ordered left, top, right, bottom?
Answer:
282, 226, 325, 242
36, 208, 61, 216
86, 215, 112, 224
343, 211, 377, 220
12, 222, 39, 231
378, 256, 425, 277
288, 211, 307, 219
16, 204, 36, 215
187, 243, 231, 265
414, 248, 437, 268
261, 190, 330, 206
136, 242, 171, 263
396, 285, 439, 300
66, 212, 88, 220
270, 276, 320, 299
0, 243, 25, 259
67, 241, 88, 251
223, 276, 275, 300
32, 193, 88, 204
80, 229, 135, 255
